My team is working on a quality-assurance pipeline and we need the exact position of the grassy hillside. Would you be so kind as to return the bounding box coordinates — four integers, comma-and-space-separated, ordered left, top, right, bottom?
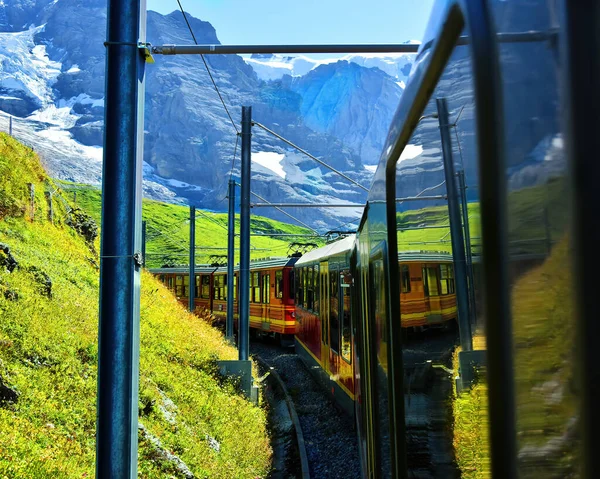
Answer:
58, 181, 322, 268
0, 133, 271, 477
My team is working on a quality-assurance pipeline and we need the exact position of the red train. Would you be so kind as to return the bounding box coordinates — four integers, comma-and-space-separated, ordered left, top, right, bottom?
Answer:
151, 256, 299, 339
151, 236, 457, 419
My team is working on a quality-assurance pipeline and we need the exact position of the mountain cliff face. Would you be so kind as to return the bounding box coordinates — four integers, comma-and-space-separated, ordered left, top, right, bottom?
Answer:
0, 0, 411, 228
0, 0, 561, 229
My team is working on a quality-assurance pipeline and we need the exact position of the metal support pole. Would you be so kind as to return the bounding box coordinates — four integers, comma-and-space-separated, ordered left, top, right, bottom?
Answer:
45, 191, 53, 224
458, 170, 477, 322
436, 98, 472, 351
239, 106, 251, 361
141, 220, 147, 267
226, 179, 235, 341
189, 206, 195, 313
28, 183, 35, 221
97, 0, 146, 476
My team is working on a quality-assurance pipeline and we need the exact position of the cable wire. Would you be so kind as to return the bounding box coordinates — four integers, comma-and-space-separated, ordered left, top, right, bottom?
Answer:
175, 0, 239, 135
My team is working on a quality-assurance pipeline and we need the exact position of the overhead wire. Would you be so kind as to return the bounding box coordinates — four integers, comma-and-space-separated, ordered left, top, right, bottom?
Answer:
175, 0, 239, 135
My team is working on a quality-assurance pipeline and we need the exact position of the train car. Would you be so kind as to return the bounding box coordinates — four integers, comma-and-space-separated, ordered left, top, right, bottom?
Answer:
150, 256, 298, 339
294, 235, 357, 417
293, 235, 458, 419
151, 265, 221, 313
245, 256, 298, 338
396, 252, 457, 329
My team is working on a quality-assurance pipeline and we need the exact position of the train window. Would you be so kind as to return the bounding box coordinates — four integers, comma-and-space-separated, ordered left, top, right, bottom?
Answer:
262, 274, 270, 304
175, 275, 183, 297
195, 275, 201, 298
214, 275, 226, 300
307, 266, 314, 310
183, 275, 189, 298
250, 272, 261, 303
303, 267, 308, 309
201, 275, 210, 299
314, 264, 320, 314
439, 264, 455, 295
423, 266, 439, 297
321, 267, 328, 344
296, 268, 303, 306
341, 270, 352, 363
233, 274, 237, 301
275, 270, 283, 299
167, 276, 174, 290
330, 269, 340, 353
401, 264, 411, 293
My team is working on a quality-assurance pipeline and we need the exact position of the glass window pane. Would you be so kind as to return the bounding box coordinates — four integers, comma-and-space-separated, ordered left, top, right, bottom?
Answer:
314, 264, 320, 314
275, 270, 283, 299
341, 269, 351, 362
330, 269, 340, 352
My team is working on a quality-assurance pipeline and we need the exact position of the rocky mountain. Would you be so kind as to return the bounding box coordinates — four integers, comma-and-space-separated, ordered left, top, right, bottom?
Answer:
0, 0, 417, 230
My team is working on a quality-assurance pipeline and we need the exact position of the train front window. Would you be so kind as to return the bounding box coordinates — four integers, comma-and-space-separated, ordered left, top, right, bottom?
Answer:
250, 272, 260, 303
175, 275, 183, 297
439, 264, 454, 295
401, 264, 411, 293
183, 275, 189, 297
201, 275, 210, 299
275, 270, 283, 299
330, 268, 340, 353
423, 266, 439, 297
262, 274, 270, 304
213, 275, 226, 300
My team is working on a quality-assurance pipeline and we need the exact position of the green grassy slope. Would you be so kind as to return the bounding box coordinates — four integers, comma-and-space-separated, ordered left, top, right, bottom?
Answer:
0, 133, 271, 477
58, 181, 322, 268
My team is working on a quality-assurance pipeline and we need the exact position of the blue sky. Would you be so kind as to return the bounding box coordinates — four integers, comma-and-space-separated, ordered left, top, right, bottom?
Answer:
146, 0, 435, 47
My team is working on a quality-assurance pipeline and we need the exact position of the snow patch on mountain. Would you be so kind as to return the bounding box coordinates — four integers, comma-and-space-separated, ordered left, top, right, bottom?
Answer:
0, 26, 60, 107
244, 51, 417, 84
252, 151, 286, 179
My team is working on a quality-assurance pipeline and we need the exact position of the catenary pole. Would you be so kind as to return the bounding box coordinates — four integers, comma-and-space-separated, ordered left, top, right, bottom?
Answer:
239, 106, 251, 361
226, 179, 235, 340
97, 0, 146, 476
436, 98, 472, 351
141, 220, 147, 267
189, 206, 196, 312
457, 170, 477, 323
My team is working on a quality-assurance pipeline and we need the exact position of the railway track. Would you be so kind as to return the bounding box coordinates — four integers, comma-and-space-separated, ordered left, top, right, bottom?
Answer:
252, 339, 361, 479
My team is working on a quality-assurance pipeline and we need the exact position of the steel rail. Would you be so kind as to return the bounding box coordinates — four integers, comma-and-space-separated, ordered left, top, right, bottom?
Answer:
254, 355, 311, 479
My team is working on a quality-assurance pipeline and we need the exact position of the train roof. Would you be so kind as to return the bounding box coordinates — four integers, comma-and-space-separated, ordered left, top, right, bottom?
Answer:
295, 235, 356, 266
397, 251, 454, 263
148, 265, 226, 275
148, 256, 298, 276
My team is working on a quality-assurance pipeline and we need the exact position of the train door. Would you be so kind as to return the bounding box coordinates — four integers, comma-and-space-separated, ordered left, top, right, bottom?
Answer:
320, 261, 329, 371
262, 271, 271, 330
